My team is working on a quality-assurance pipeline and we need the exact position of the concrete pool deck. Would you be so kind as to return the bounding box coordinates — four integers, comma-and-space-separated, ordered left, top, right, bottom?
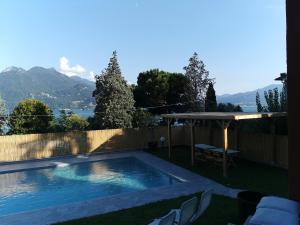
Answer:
0, 150, 241, 225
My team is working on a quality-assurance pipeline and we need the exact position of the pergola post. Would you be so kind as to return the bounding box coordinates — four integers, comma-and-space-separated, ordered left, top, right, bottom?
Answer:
190, 119, 196, 166
219, 120, 231, 177
167, 118, 172, 160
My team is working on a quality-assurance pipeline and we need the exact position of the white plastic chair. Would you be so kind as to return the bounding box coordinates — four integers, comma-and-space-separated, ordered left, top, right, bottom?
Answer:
171, 196, 198, 225
190, 189, 213, 223
148, 210, 176, 225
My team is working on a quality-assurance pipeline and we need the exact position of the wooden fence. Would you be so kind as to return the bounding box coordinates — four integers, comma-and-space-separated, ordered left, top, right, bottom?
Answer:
190, 127, 288, 169
0, 126, 288, 168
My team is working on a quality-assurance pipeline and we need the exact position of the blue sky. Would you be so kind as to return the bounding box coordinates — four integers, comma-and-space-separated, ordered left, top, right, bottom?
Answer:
0, 0, 286, 95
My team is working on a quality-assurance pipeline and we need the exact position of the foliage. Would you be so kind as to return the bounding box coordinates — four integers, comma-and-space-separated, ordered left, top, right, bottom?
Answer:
132, 109, 154, 128
134, 70, 192, 114
134, 69, 170, 114
217, 103, 243, 112
166, 73, 192, 113
93, 51, 135, 129
57, 110, 89, 131
280, 81, 287, 112
183, 52, 212, 111
205, 82, 217, 112
256, 92, 265, 112
256, 85, 287, 112
264, 88, 280, 112
0, 95, 7, 133
252, 86, 287, 135
9, 99, 54, 134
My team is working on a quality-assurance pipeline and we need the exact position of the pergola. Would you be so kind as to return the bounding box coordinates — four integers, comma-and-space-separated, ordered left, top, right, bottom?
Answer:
162, 112, 287, 177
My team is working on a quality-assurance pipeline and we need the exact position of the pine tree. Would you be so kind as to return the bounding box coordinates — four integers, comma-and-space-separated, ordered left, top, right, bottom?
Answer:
183, 52, 211, 111
93, 51, 135, 129
205, 82, 217, 112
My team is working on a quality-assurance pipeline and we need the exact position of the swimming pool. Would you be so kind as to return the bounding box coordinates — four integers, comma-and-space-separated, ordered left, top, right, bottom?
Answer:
0, 157, 180, 216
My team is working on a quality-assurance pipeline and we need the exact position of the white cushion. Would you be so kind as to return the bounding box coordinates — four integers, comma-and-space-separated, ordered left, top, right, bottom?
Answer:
194, 144, 216, 150
257, 196, 300, 215
249, 208, 299, 225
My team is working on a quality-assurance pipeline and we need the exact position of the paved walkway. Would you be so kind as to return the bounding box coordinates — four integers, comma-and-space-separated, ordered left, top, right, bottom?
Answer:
0, 151, 241, 225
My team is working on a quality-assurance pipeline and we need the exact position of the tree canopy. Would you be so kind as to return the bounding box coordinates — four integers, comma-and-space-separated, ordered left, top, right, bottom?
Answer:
9, 99, 54, 134
57, 110, 89, 132
134, 69, 169, 114
166, 73, 192, 113
217, 103, 243, 112
93, 51, 135, 129
134, 69, 192, 114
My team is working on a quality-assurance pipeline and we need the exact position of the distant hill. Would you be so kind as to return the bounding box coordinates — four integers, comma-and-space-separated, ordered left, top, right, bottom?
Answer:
217, 84, 283, 112
0, 66, 95, 111
70, 76, 95, 86
0, 67, 284, 113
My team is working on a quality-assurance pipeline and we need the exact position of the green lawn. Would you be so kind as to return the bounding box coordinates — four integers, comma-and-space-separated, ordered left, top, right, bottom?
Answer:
55, 147, 288, 225
56, 194, 239, 225
152, 146, 288, 197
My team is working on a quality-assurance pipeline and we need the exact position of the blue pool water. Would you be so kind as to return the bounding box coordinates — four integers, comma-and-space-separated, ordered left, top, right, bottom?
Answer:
0, 157, 180, 216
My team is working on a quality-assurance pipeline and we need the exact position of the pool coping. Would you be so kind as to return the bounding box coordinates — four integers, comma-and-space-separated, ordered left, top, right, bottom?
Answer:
0, 151, 241, 225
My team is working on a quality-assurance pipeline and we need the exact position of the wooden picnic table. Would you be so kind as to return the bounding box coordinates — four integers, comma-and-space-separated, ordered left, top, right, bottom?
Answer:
195, 146, 240, 167
162, 112, 287, 177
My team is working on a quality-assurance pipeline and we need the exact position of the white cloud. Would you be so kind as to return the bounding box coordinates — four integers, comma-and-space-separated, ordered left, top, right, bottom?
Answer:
89, 71, 96, 80
59, 56, 86, 76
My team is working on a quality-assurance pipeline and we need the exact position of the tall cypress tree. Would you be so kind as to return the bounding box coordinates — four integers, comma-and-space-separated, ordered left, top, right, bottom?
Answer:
280, 81, 288, 112
264, 88, 280, 112
205, 82, 217, 112
256, 92, 264, 112
93, 51, 135, 129
183, 52, 211, 111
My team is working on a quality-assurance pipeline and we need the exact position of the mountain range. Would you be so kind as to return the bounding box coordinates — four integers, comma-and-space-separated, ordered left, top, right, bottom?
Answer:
217, 84, 283, 112
0, 66, 283, 113
0, 66, 95, 111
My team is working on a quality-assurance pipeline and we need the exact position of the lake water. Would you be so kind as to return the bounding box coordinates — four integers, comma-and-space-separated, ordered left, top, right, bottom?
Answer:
53, 109, 94, 118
